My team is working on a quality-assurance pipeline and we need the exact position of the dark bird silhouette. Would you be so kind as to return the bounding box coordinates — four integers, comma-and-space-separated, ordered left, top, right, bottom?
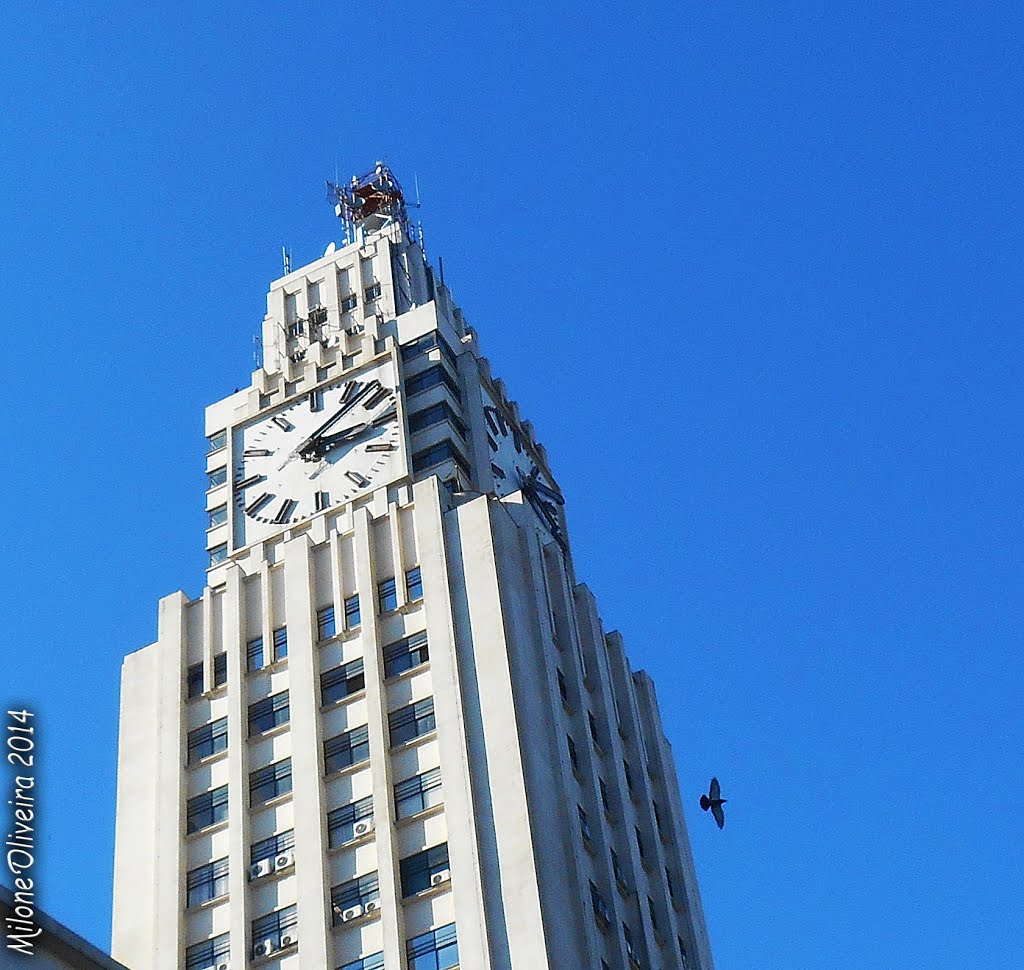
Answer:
700, 777, 727, 829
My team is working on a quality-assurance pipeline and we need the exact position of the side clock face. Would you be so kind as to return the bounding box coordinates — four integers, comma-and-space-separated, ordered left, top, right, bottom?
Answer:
483, 391, 566, 547
232, 359, 403, 547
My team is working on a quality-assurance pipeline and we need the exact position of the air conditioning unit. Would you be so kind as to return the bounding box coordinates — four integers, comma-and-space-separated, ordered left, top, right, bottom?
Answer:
353, 818, 375, 838
273, 850, 294, 871
253, 939, 276, 958
363, 899, 380, 914
430, 868, 451, 887
341, 904, 364, 922
248, 859, 271, 880
280, 931, 299, 948
345, 324, 362, 336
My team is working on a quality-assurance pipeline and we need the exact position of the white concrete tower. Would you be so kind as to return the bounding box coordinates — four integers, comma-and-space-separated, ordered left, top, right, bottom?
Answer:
111, 165, 715, 970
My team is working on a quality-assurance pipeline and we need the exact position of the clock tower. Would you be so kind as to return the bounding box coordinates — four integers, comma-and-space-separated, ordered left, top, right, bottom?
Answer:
111, 164, 714, 970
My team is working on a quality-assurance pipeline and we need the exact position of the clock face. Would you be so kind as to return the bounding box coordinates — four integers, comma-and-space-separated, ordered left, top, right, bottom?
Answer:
232, 358, 403, 547
482, 388, 565, 545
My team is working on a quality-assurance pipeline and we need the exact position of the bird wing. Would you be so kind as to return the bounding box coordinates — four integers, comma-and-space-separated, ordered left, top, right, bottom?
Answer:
711, 801, 725, 829
699, 794, 710, 811
709, 777, 721, 800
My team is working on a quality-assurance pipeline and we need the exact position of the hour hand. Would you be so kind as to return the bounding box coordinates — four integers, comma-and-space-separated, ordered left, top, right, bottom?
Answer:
305, 422, 372, 457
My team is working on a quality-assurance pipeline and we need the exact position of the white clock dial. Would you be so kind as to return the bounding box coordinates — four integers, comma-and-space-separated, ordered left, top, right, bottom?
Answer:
482, 390, 565, 545
483, 398, 540, 498
232, 359, 403, 547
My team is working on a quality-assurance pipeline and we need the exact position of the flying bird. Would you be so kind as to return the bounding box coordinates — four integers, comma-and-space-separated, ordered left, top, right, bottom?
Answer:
700, 777, 727, 829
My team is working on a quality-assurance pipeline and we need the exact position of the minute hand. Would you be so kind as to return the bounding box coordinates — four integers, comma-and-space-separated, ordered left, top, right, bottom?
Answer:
297, 403, 362, 458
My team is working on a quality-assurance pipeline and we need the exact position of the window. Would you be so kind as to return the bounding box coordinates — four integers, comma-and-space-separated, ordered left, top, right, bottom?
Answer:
213, 653, 227, 688
317, 605, 336, 640
188, 718, 228, 764
405, 566, 423, 601
648, 895, 660, 936
248, 691, 289, 736
567, 735, 579, 772
316, 364, 333, 382
364, 281, 381, 302
612, 849, 626, 888
623, 759, 635, 795
331, 872, 380, 921
635, 826, 647, 864
187, 785, 228, 834
679, 937, 689, 968
208, 504, 228, 528
185, 934, 230, 970
653, 799, 665, 838
250, 829, 294, 866
666, 866, 678, 902
187, 662, 204, 699
394, 767, 443, 820
400, 331, 459, 370
321, 659, 365, 706
324, 725, 370, 774
399, 842, 449, 897
187, 857, 229, 907
405, 364, 461, 402
389, 698, 436, 746
383, 631, 429, 678
578, 804, 593, 846
250, 758, 292, 807
378, 577, 398, 613
341, 954, 385, 970
589, 711, 603, 749
557, 668, 568, 704
623, 923, 639, 967
599, 778, 611, 814
284, 292, 298, 323
412, 439, 470, 476
590, 880, 611, 928
406, 923, 458, 970
207, 430, 227, 453
327, 795, 374, 848
252, 904, 298, 954
247, 636, 265, 671
208, 544, 228, 567
341, 292, 358, 313
407, 400, 467, 439
308, 280, 322, 308
272, 626, 288, 662
207, 467, 227, 489
344, 594, 361, 628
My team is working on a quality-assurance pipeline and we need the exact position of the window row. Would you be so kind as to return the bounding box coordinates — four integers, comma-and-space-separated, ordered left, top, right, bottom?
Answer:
187, 760, 444, 838
412, 439, 471, 477
408, 399, 468, 441
187, 641, 433, 767
186, 923, 457, 970
400, 330, 460, 371
187, 570, 427, 700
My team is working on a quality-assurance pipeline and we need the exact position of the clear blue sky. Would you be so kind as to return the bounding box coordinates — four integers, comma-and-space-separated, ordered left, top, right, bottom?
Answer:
1, 3, 1021, 967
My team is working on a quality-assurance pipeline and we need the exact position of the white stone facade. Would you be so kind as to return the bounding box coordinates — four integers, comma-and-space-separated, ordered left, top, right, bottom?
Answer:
112, 210, 714, 970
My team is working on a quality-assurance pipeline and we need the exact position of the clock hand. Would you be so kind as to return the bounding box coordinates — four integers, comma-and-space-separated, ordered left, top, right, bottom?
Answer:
317, 422, 375, 452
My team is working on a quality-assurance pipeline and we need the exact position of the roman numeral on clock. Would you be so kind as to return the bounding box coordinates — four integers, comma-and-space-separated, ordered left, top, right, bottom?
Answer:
243, 448, 272, 458
345, 471, 370, 488
234, 474, 265, 490
366, 442, 396, 452
245, 493, 274, 516
271, 415, 294, 432
363, 385, 390, 409
273, 498, 298, 524
372, 405, 397, 426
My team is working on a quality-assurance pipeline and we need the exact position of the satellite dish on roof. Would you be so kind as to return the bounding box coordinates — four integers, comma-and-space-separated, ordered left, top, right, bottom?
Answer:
324, 241, 337, 256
